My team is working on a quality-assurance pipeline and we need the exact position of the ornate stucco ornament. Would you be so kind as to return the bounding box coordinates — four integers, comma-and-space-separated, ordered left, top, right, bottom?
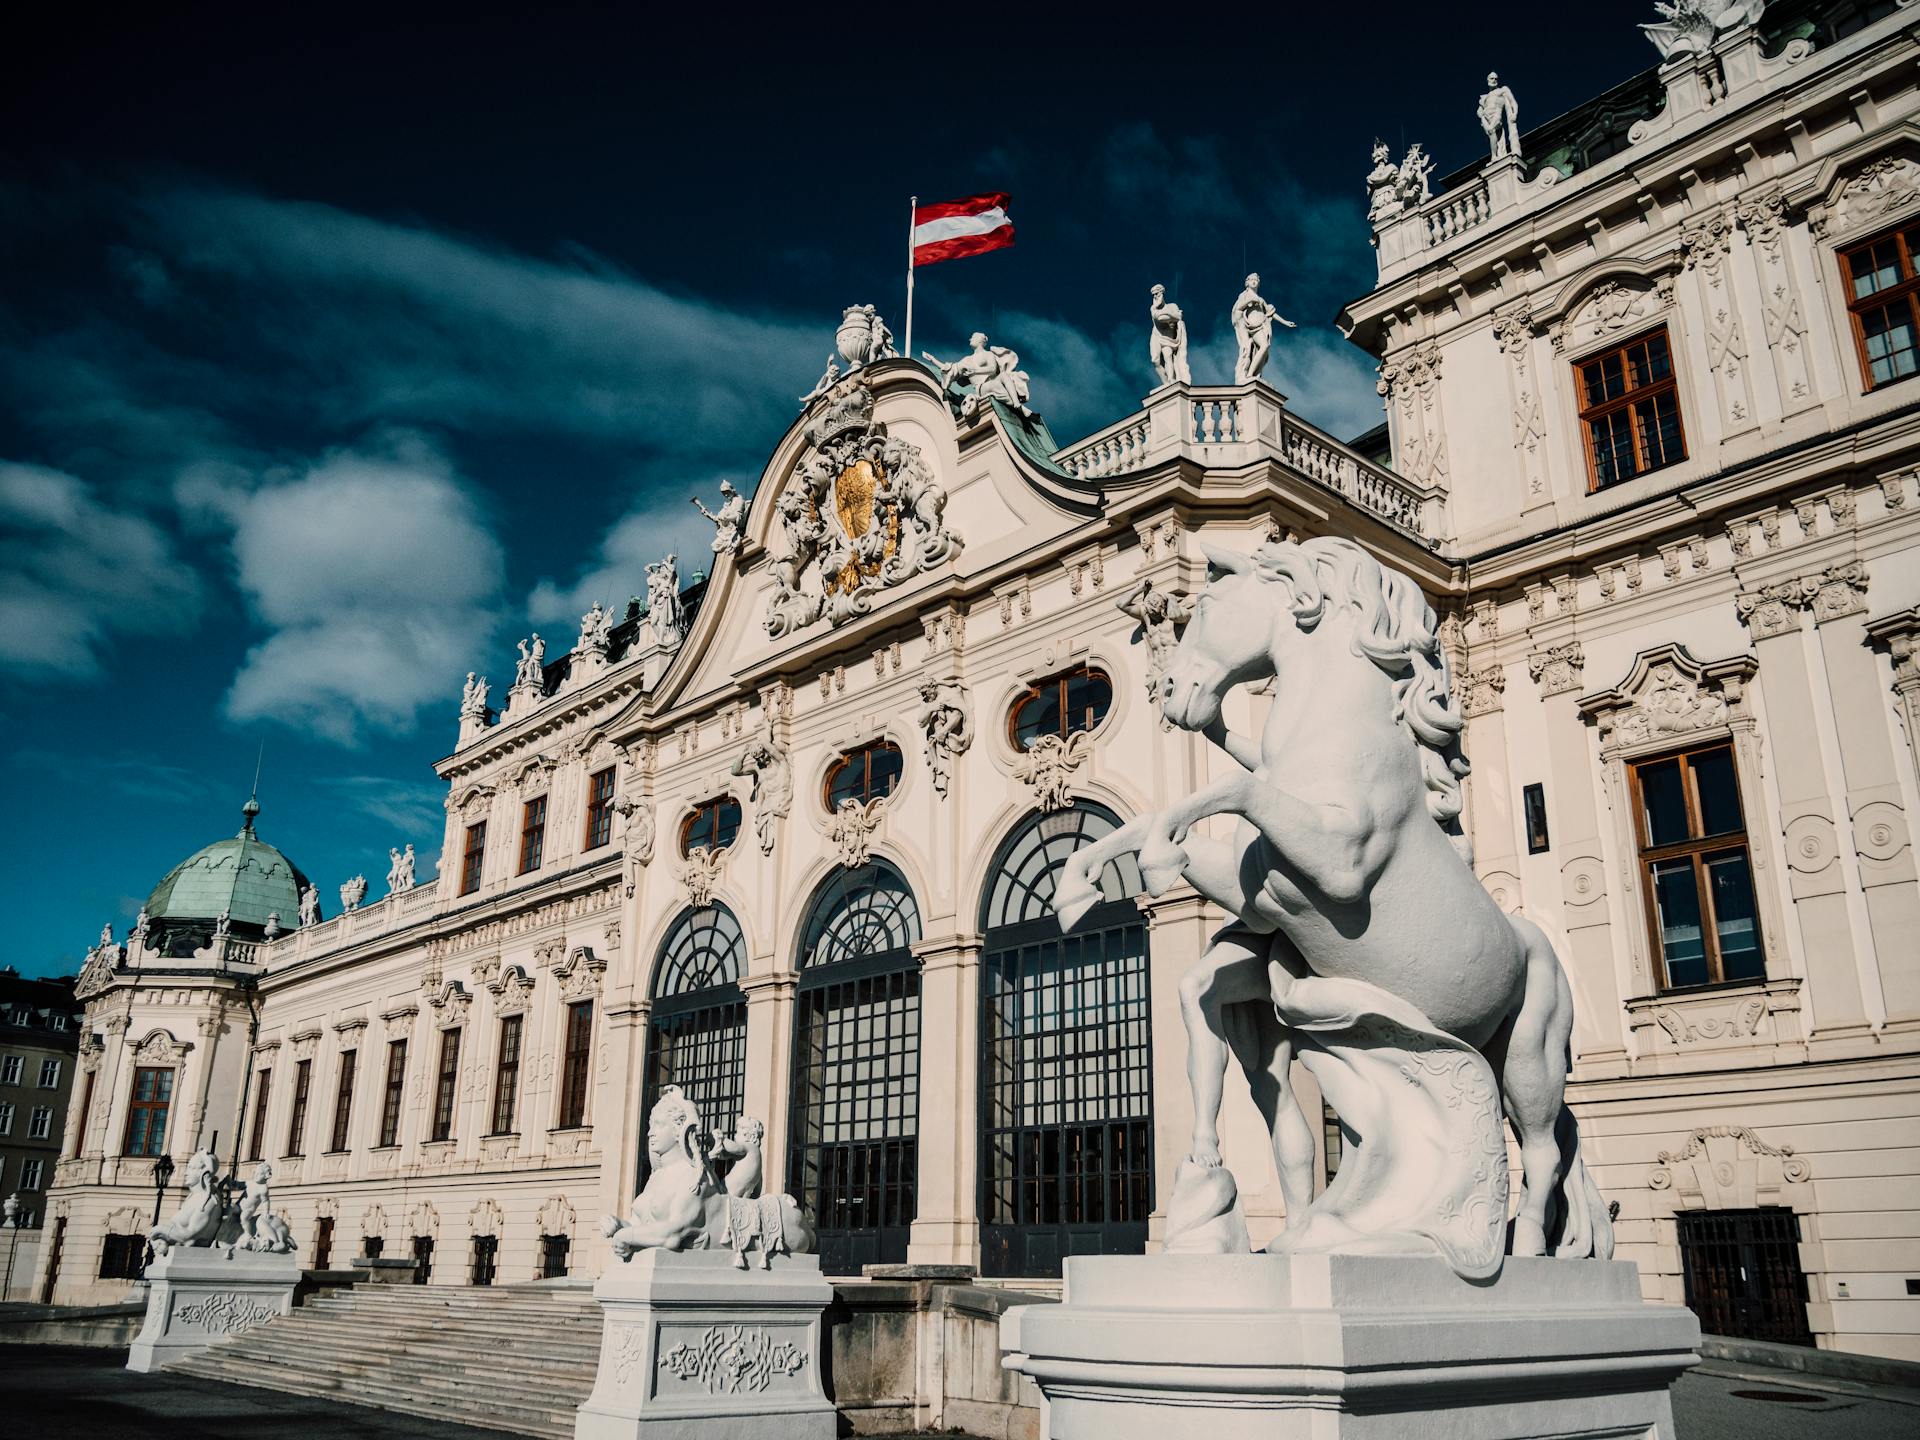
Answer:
682, 842, 726, 909
763, 374, 963, 639
1640, 0, 1767, 60
916, 679, 972, 798
338, 874, 368, 912
1012, 731, 1092, 813
732, 729, 792, 856
825, 797, 884, 869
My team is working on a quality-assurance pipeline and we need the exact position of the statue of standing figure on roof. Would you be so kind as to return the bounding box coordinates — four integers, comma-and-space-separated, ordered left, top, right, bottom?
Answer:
460, 671, 489, 719
1478, 72, 1521, 162
693, 480, 747, 558
1397, 143, 1435, 209
1231, 273, 1296, 385
1149, 284, 1191, 388
576, 601, 613, 657
646, 554, 684, 646
1366, 140, 1404, 223
514, 634, 546, 689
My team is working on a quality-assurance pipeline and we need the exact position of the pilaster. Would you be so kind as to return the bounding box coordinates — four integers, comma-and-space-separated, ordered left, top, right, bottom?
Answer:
740, 972, 797, 1184
906, 933, 983, 1268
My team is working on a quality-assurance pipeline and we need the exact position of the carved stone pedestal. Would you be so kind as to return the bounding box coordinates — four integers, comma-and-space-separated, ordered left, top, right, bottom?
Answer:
1001, 1252, 1698, 1439
125, 1247, 300, 1373
575, 1249, 835, 1440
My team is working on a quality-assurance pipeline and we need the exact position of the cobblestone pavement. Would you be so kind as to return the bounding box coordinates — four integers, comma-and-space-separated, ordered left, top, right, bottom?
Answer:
1, 1344, 1915, 1438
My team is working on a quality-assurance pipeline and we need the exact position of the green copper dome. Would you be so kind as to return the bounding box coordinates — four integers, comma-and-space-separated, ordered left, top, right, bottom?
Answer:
144, 798, 313, 950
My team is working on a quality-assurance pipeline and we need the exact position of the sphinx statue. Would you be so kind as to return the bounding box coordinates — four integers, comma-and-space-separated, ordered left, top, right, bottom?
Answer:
148, 1148, 225, 1255
602, 1087, 815, 1270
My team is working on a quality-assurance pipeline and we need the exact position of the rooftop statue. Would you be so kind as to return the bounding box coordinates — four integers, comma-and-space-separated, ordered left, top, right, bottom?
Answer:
601, 1086, 815, 1269
340, 874, 368, 912
236, 1162, 296, 1254
926, 331, 1032, 422
263, 912, 280, 939
1641, 0, 1767, 59
1231, 273, 1297, 386
1397, 142, 1435, 209
576, 599, 613, 656
1148, 284, 1192, 388
212, 907, 231, 941
387, 843, 416, 895
514, 633, 546, 689
799, 355, 842, 408
297, 883, 319, 928
692, 479, 747, 558
460, 671, 490, 718
836, 304, 896, 370
646, 554, 685, 646
1054, 537, 1612, 1277
99, 921, 115, 951
1478, 71, 1521, 162
1365, 140, 1403, 223
149, 1149, 224, 1255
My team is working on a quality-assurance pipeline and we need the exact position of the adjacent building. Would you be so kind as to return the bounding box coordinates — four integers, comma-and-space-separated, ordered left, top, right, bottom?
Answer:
0, 968, 81, 1227
35, 0, 1920, 1362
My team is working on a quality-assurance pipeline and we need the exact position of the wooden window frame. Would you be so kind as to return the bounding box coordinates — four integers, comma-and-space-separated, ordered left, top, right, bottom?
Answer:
1008, 665, 1114, 749
431, 1028, 462, 1142
122, 1066, 173, 1157
557, 1001, 593, 1129
377, 1040, 407, 1148
246, 1067, 272, 1162
823, 739, 905, 810
583, 767, 616, 851
285, 1058, 312, 1157
1838, 220, 1920, 393
518, 795, 548, 875
1574, 325, 1688, 493
327, 1048, 357, 1153
1627, 741, 1763, 991
679, 796, 742, 857
490, 1015, 523, 1136
459, 821, 488, 896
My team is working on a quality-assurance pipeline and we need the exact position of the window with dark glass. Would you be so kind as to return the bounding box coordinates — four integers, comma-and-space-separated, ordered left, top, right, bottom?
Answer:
584, 767, 616, 850
470, 1233, 498, 1287
378, 1040, 407, 1147
557, 1001, 593, 1129
285, 1059, 312, 1157
246, 1067, 272, 1162
824, 739, 905, 809
1010, 666, 1114, 749
1523, 783, 1551, 855
490, 1015, 522, 1135
431, 1029, 461, 1142
1575, 327, 1687, 491
122, 1067, 173, 1157
680, 796, 742, 856
460, 822, 487, 896
328, 1049, 357, 1153
519, 796, 547, 874
1631, 743, 1764, 990
540, 1232, 570, 1278
1840, 221, 1920, 391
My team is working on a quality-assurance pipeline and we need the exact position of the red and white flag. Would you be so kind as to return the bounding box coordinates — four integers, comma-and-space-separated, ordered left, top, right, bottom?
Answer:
911, 193, 1014, 267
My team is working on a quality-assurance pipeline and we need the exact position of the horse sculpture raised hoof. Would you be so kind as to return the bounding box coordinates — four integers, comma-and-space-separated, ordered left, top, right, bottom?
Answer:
1055, 536, 1612, 1275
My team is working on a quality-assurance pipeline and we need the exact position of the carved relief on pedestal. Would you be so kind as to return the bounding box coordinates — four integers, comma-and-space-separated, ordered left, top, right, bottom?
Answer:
659, 1325, 808, 1395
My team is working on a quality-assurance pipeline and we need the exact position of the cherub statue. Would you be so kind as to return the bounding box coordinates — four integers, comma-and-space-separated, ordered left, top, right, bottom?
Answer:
600, 1087, 814, 1270
236, 1161, 296, 1254
799, 354, 842, 408
692, 479, 747, 557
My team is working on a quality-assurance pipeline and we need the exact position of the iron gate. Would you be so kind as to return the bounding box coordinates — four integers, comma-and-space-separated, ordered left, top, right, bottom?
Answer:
1677, 1207, 1812, 1345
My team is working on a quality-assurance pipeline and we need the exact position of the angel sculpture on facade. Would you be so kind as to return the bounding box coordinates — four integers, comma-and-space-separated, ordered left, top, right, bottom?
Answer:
916, 679, 973, 797
799, 355, 842, 408
692, 479, 748, 557
1116, 577, 1195, 711
646, 554, 685, 646
1231, 273, 1297, 385
1148, 284, 1192, 387
731, 732, 792, 856
1366, 140, 1404, 223
925, 331, 1033, 421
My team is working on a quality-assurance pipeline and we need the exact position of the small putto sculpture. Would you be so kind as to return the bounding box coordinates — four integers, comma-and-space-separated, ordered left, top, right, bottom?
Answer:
236, 1162, 296, 1254
149, 1149, 224, 1255
926, 331, 1032, 421
601, 1088, 814, 1269
1147, 284, 1192, 387
1478, 71, 1521, 161
1230, 273, 1296, 385
692, 479, 747, 557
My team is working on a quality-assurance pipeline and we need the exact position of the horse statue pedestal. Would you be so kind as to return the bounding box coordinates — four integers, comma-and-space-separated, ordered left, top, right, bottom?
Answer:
125, 1246, 301, 1373
1001, 1252, 1699, 1440
575, 1249, 835, 1440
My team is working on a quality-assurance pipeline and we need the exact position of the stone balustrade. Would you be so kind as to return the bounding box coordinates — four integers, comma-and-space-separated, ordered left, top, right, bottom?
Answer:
266, 878, 442, 972
1424, 179, 1491, 245
1053, 384, 1438, 543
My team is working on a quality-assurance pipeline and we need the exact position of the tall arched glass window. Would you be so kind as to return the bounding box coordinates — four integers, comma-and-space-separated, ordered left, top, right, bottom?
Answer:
978, 804, 1153, 1278
786, 860, 922, 1274
640, 904, 748, 1179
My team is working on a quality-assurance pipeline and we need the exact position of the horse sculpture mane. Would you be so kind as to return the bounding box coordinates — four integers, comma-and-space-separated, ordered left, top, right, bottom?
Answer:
1247, 536, 1470, 849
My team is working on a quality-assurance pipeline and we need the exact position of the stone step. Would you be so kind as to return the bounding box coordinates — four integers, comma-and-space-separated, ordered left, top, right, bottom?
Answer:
169, 1360, 581, 1440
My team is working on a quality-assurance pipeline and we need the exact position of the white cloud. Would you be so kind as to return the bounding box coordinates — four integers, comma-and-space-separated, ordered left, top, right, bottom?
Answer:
0, 461, 204, 677
312, 773, 449, 846
215, 435, 505, 744
527, 488, 717, 629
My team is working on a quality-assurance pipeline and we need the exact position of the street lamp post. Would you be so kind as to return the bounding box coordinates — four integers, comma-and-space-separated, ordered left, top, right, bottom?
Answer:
144, 1153, 175, 1274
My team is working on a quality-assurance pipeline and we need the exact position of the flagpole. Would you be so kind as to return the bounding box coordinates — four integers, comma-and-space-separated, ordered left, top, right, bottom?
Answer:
905, 195, 917, 363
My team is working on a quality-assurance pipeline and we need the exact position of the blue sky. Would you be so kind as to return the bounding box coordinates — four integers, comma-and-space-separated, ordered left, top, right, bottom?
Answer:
1, 4, 1656, 976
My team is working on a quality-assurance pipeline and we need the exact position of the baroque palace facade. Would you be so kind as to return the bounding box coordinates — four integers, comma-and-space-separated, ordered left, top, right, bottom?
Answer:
36, 0, 1920, 1362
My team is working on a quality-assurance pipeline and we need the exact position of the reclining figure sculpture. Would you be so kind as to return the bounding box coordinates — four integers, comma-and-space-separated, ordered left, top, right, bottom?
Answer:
1056, 536, 1612, 1277
603, 1087, 815, 1270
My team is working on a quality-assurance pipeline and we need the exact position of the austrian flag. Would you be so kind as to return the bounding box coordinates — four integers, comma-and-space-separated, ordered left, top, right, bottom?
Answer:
911, 193, 1015, 267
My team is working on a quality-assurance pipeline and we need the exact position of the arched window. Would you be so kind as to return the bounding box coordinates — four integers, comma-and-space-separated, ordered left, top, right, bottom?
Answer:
978, 804, 1153, 1278
787, 860, 922, 1274
1009, 666, 1113, 750
679, 796, 742, 857
824, 739, 905, 809
640, 905, 748, 1180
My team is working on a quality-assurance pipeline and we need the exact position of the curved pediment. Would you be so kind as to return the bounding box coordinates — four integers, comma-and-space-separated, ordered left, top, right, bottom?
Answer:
1537, 256, 1681, 355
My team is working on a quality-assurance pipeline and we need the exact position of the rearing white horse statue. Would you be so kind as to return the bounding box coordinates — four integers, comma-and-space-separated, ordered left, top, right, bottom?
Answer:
1056, 536, 1609, 1272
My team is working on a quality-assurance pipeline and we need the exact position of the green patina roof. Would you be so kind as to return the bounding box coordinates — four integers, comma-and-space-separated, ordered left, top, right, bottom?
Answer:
144, 798, 311, 931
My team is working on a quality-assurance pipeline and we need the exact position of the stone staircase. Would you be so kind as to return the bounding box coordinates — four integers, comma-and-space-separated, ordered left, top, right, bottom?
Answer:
166, 1283, 602, 1439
